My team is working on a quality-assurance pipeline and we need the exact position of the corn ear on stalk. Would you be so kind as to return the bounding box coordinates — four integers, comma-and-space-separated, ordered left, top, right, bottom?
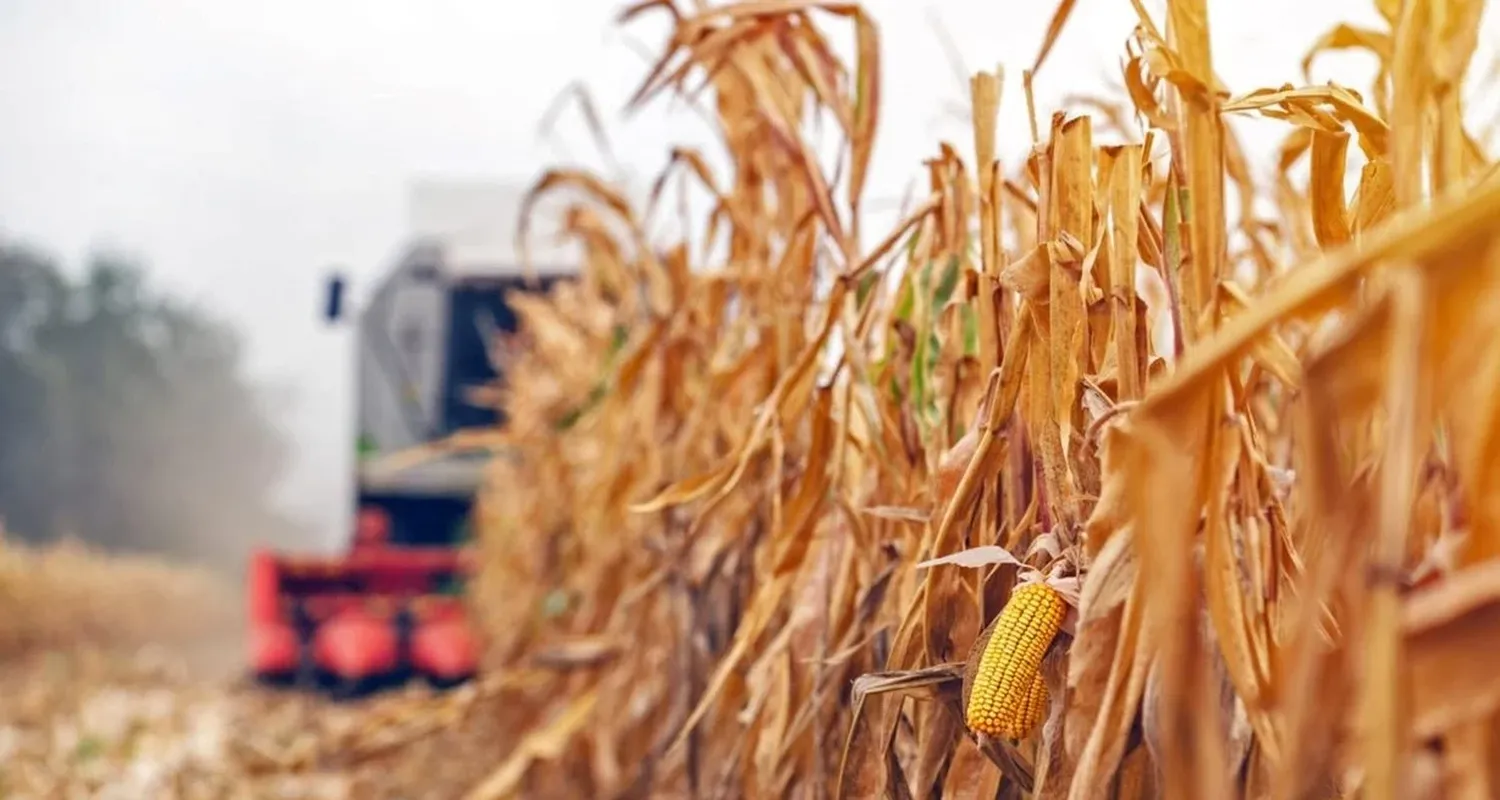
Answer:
962, 581, 1065, 739
1019, 668, 1049, 735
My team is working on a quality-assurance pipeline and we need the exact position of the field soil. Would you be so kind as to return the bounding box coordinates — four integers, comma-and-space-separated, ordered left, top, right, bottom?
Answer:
0, 543, 505, 800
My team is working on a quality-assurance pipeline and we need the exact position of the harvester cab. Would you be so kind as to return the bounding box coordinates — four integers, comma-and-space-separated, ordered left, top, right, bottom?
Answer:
247, 208, 576, 696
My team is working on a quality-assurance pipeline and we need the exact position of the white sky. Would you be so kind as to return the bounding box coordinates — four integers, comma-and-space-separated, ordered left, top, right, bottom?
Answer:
1, 0, 1493, 543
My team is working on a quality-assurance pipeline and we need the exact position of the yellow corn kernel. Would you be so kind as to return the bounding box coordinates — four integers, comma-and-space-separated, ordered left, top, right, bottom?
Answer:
964, 581, 1064, 739
1018, 669, 1049, 736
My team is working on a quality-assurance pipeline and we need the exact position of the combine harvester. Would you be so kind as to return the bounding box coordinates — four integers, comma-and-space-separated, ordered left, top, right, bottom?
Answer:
247, 181, 578, 696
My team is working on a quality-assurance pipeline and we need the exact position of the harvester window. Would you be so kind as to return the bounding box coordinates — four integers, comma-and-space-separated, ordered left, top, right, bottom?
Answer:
441, 279, 552, 433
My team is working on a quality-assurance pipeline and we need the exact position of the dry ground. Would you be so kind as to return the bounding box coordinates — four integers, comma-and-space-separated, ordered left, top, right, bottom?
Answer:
0, 540, 507, 800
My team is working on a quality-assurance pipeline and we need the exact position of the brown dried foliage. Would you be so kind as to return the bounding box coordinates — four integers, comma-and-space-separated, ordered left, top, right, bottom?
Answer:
468, 0, 1500, 797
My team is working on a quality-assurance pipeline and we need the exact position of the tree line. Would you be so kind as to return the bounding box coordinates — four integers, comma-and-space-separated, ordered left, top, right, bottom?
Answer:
0, 236, 305, 569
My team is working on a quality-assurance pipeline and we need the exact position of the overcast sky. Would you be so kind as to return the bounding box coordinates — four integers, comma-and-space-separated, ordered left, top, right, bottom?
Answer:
1, 0, 1493, 543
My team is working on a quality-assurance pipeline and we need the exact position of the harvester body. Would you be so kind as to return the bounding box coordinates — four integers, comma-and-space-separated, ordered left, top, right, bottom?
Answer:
248, 181, 578, 694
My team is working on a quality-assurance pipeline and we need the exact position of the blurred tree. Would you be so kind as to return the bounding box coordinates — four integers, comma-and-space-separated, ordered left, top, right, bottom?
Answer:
0, 237, 304, 569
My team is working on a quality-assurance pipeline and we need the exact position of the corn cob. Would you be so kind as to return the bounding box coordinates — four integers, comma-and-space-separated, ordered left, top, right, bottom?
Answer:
1018, 669, 1049, 736
962, 581, 1064, 739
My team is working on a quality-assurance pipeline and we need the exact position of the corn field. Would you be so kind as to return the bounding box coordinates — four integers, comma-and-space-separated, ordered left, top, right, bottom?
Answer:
464, 0, 1500, 798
